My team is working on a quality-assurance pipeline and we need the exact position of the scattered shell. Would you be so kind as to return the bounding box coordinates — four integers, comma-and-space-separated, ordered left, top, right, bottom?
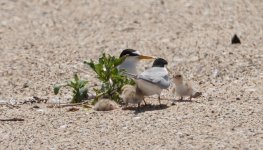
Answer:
59, 125, 68, 129
212, 69, 220, 78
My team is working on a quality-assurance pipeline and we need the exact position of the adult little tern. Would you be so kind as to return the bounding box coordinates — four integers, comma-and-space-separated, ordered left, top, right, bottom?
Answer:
135, 58, 171, 105
117, 49, 155, 75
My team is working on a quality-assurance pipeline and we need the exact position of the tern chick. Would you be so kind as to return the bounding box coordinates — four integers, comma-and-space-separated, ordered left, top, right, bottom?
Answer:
121, 84, 144, 108
93, 99, 119, 111
172, 74, 202, 101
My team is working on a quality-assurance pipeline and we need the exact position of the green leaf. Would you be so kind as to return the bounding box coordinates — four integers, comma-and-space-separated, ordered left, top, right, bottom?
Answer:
53, 73, 89, 103
94, 63, 103, 75
84, 60, 96, 71
53, 85, 62, 95
79, 80, 88, 88
83, 53, 135, 103
70, 79, 76, 87
74, 74, 79, 81
114, 57, 124, 66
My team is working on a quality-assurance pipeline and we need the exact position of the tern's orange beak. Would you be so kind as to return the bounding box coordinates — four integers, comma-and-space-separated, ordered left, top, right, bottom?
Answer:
166, 67, 172, 74
138, 55, 155, 60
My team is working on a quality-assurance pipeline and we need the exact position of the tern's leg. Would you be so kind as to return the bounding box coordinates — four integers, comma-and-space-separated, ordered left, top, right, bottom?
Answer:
171, 94, 176, 105
180, 96, 183, 101
124, 102, 128, 108
143, 98, 147, 105
171, 96, 176, 105
138, 102, 141, 108
158, 95, 161, 105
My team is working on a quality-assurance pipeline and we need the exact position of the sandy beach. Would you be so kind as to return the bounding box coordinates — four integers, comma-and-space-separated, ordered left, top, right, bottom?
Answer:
0, 0, 262, 149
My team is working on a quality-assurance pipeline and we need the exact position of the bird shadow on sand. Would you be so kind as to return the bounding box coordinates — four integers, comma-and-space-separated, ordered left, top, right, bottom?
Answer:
121, 99, 200, 113
152, 97, 201, 105
122, 104, 169, 114
173, 99, 193, 103
170, 99, 201, 104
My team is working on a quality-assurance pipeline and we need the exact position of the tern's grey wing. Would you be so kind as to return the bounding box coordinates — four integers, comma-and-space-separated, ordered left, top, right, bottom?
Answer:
138, 67, 170, 89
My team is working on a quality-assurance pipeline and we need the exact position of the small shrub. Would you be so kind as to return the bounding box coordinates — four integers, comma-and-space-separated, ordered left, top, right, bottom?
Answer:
53, 74, 88, 103
84, 53, 134, 103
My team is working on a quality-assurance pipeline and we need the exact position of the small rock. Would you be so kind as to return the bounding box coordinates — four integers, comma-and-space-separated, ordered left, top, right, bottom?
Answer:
23, 83, 29, 88
67, 107, 79, 112
9, 99, 17, 105
133, 116, 141, 120
36, 109, 44, 112
212, 69, 220, 78
133, 20, 139, 24
59, 125, 68, 129
32, 105, 40, 109
208, 97, 213, 101
160, 0, 164, 5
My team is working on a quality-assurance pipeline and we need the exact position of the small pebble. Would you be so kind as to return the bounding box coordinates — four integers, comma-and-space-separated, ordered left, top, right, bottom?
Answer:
32, 105, 40, 109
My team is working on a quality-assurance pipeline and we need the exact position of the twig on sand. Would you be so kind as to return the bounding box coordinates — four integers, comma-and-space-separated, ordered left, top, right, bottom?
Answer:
0, 103, 20, 108
0, 118, 24, 121
47, 93, 97, 108
47, 101, 92, 108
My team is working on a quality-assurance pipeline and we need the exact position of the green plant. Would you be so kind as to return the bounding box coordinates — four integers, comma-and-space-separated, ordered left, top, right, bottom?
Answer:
84, 53, 134, 103
53, 74, 88, 103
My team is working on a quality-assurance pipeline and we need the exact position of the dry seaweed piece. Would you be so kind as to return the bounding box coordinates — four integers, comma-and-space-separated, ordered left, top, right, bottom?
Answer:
21, 96, 48, 104
0, 118, 24, 121
67, 107, 79, 112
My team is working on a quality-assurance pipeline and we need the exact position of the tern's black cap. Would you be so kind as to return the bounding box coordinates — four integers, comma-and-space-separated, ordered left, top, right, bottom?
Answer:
120, 49, 139, 58
152, 58, 168, 67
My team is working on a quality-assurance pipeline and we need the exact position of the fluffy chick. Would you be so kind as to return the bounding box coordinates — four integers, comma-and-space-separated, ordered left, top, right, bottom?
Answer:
121, 84, 144, 108
172, 74, 202, 101
93, 99, 119, 111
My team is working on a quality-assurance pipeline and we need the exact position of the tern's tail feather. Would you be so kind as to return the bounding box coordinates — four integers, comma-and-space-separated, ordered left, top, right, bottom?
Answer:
123, 72, 138, 78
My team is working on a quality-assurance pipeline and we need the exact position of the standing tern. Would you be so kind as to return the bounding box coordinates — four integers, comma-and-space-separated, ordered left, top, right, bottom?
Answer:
134, 58, 171, 105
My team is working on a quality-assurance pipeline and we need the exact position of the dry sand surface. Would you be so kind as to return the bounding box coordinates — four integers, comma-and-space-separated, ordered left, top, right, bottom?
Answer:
0, 0, 263, 149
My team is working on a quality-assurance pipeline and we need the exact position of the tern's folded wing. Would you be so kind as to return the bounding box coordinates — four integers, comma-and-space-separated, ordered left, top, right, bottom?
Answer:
138, 68, 170, 89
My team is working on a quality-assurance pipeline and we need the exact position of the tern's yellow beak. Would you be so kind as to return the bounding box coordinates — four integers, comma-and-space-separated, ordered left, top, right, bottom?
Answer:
166, 67, 172, 74
138, 55, 155, 60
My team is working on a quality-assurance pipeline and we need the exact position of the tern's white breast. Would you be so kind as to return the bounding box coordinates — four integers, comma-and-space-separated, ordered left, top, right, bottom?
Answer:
117, 57, 139, 75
